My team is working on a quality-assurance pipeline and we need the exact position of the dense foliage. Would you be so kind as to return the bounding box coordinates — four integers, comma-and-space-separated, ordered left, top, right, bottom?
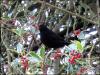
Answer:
0, 0, 100, 75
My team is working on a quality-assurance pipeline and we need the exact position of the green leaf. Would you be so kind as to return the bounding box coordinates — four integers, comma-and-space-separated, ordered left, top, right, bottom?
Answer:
12, 28, 26, 36
2, 16, 10, 19
75, 41, 83, 53
29, 51, 41, 60
76, 59, 87, 65
40, 46, 45, 58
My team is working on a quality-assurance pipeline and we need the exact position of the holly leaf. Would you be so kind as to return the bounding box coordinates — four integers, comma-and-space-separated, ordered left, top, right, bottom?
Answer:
12, 28, 26, 36
29, 51, 41, 60
40, 46, 45, 58
75, 41, 83, 53
76, 59, 87, 65
68, 44, 77, 51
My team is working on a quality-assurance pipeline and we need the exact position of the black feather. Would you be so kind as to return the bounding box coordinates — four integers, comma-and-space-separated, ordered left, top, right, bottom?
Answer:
39, 25, 70, 49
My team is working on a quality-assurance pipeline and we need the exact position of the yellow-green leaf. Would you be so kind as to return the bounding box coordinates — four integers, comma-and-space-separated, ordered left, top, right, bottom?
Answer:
75, 41, 83, 53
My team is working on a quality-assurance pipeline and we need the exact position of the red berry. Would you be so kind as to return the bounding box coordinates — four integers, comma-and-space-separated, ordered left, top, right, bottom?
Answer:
56, 52, 62, 57
70, 50, 75, 55
54, 50, 62, 57
77, 53, 81, 58
21, 56, 29, 71
80, 67, 87, 73
76, 72, 81, 75
72, 61, 76, 64
74, 29, 80, 36
68, 59, 71, 62
29, 16, 35, 19
68, 57, 76, 65
74, 55, 78, 59
70, 52, 73, 55
70, 60, 76, 64
71, 56, 75, 61
51, 53, 59, 60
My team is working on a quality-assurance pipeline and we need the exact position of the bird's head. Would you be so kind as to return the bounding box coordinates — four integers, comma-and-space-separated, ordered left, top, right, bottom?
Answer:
33, 22, 47, 31
39, 25, 48, 32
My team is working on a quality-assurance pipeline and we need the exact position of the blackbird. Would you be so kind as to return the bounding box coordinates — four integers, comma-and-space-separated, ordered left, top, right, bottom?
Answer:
39, 24, 70, 49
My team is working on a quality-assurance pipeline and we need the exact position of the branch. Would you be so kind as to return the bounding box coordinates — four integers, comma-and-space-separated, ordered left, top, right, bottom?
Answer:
96, 0, 100, 49
37, 0, 99, 25
1, 24, 12, 74
88, 44, 95, 66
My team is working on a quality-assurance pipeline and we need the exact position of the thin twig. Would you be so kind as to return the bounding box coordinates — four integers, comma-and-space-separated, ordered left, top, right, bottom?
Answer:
0, 20, 16, 28
37, 0, 99, 25
88, 44, 95, 66
96, 0, 100, 49
1, 24, 12, 74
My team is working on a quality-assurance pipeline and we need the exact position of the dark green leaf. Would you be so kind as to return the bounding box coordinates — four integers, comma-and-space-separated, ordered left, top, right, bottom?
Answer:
16, 11, 24, 18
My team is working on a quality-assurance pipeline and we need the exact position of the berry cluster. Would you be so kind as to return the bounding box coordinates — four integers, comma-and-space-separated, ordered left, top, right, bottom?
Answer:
77, 67, 87, 75
73, 29, 81, 36
21, 56, 29, 71
50, 50, 62, 61
79, 67, 87, 73
68, 50, 81, 65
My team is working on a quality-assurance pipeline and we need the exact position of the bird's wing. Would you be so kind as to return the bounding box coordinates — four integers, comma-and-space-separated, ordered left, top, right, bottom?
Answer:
46, 28, 65, 42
